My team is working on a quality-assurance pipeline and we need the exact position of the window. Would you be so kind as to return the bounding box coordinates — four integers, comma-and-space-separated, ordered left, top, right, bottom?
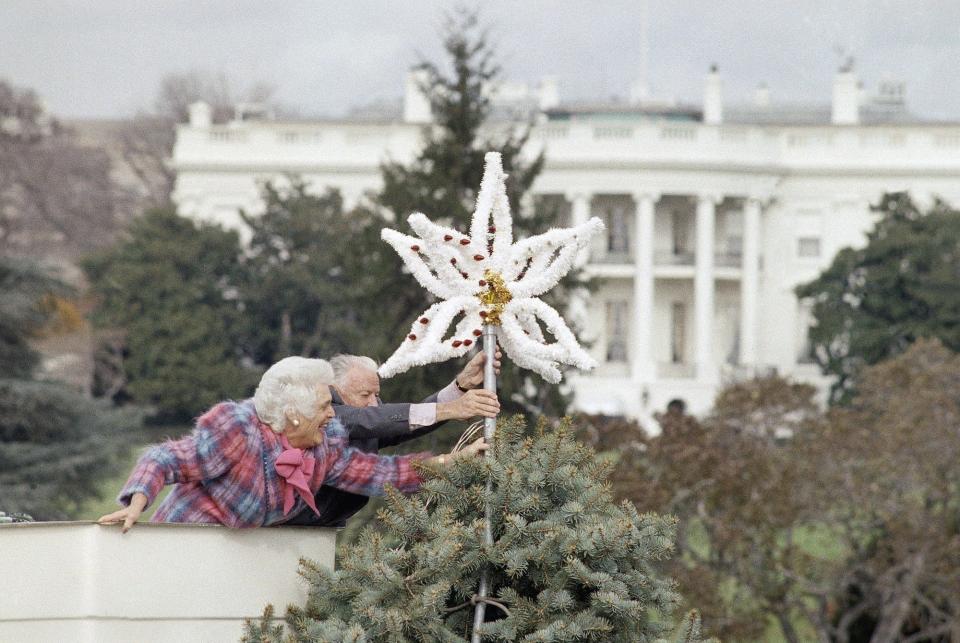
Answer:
798, 237, 821, 258
796, 300, 817, 364
670, 302, 686, 364
724, 304, 740, 365
605, 300, 628, 362
672, 210, 690, 255
726, 234, 743, 256
606, 207, 629, 254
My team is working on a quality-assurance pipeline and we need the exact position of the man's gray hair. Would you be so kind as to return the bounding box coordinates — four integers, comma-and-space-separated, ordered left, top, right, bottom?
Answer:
329, 354, 379, 386
253, 356, 334, 433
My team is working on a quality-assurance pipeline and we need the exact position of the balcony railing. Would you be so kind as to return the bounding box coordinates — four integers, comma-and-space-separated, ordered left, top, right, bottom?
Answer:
654, 251, 694, 266
658, 362, 696, 379
715, 251, 743, 267
590, 250, 759, 270
720, 363, 779, 384
592, 251, 633, 264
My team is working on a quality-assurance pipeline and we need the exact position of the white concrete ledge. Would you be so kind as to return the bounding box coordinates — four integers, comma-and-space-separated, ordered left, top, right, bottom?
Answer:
0, 521, 336, 643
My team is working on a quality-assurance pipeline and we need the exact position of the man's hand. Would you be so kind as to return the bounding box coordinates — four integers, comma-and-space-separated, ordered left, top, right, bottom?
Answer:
436, 389, 500, 422
97, 492, 147, 533
456, 348, 503, 390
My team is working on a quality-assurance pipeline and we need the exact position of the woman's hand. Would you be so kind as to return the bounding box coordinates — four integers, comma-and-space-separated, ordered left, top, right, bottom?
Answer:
97, 492, 148, 533
457, 436, 489, 459
431, 437, 490, 467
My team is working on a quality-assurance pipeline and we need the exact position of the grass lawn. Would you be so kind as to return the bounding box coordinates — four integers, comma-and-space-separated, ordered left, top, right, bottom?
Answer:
682, 518, 843, 642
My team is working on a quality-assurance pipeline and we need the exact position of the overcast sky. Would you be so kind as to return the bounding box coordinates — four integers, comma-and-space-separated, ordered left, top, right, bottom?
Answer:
2, 0, 959, 120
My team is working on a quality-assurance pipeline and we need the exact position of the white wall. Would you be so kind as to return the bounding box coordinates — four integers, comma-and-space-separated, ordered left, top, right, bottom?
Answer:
0, 521, 335, 643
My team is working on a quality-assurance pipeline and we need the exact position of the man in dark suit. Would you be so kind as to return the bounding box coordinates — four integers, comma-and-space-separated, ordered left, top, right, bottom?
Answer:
284, 351, 501, 527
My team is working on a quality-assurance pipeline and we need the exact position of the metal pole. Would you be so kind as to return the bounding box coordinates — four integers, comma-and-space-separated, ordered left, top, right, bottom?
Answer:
471, 324, 498, 643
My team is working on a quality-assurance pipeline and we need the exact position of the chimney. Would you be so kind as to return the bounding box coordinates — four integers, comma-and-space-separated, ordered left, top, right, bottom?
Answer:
538, 76, 559, 110
403, 68, 432, 124
629, 79, 649, 104
831, 66, 860, 125
703, 64, 723, 124
188, 101, 212, 128
752, 82, 770, 108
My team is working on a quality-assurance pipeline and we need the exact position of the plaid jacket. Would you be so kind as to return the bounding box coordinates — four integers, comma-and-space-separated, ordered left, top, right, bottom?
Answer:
118, 399, 429, 527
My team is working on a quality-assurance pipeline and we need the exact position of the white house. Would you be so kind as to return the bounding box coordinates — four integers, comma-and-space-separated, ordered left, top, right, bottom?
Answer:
171, 66, 960, 421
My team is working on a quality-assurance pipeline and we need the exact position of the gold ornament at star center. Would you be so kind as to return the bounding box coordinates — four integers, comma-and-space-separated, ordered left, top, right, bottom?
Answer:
477, 269, 512, 325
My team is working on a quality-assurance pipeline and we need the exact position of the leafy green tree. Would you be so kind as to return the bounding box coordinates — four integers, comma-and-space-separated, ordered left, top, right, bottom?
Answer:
239, 183, 391, 365
0, 258, 139, 519
83, 207, 255, 420
246, 416, 710, 642
796, 192, 960, 403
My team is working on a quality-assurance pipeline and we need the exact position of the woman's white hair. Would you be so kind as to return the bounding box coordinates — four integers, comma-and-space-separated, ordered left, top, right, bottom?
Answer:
329, 354, 379, 387
253, 357, 334, 433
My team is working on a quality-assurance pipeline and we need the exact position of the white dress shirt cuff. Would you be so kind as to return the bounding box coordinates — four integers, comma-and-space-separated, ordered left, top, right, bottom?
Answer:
408, 381, 465, 429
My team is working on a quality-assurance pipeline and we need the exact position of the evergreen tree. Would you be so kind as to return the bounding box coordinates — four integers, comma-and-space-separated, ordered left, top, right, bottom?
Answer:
223, 12, 579, 421
83, 206, 255, 420
0, 258, 139, 519
371, 12, 576, 418
246, 417, 709, 642
0, 258, 65, 378
0, 378, 140, 519
796, 192, 960, 403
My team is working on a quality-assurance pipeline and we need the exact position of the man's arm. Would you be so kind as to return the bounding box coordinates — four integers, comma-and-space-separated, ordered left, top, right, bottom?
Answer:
335, 351, 502, 444
380, 386, 500, 447
381, 349, 502, 446
334, 384, 449, 445
376, 386, 453, 447
333, 402, 418, 441
336, 388, 499, 446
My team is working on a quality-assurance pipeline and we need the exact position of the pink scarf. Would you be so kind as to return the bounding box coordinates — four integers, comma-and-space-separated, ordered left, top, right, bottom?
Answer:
275, 435, 320, 516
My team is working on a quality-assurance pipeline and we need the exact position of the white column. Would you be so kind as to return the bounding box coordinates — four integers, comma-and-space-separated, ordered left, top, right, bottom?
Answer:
565, 191, 593, 335
631, 191, 658, 383
694, 194, 719, 381
740, 197, 761, 368
566, 191, 593, 267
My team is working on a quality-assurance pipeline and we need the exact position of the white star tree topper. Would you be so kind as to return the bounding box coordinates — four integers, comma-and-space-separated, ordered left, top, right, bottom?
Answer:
378, 152, 604, 383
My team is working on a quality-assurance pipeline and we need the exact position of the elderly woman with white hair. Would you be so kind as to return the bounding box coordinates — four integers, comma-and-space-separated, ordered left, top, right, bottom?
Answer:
98, 357, 485, 532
